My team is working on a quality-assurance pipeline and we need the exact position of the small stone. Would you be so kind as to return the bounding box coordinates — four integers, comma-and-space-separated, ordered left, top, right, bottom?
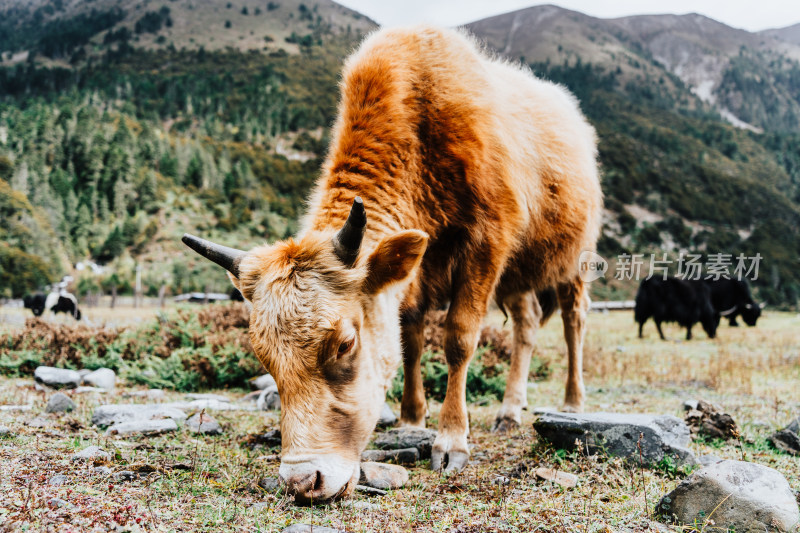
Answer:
34, 366, 81, 389
106, 419, 178, 436
492, 475, 510, 485
186, 413, 222, 435
78, 369, 92, 379
359, 462, 408, 490
72, 446, 111, 462
82, 368, 116, 390
49, 474, 68, 486
242, 390, 262, 402
684, 399, 739, 440
361, 447, 419, 465
249, 502, 270, 511
91, 404, 187, 427
0, 425, 11, 437
74, 386, 106, 394
377, 403, 397, 427
93, 466, 112, 475
373, 427, 437, 459
258, 476, 280, 492
257, 386, 280, 411
185, 393, 230, 402
656, 460, 799, 531
0, 404, 32, 412
251, 374, 276, 390
534, 467, 579, 488
46, 392, 75, 413
27, 415, 52, 428
114, 470, 136, 482
281, 525, 344, 533
768, 416, 800, 456
355, 484, 387, 497
345, 500, 380, 511
47, 498, 75, 509
123, 389, 165, 400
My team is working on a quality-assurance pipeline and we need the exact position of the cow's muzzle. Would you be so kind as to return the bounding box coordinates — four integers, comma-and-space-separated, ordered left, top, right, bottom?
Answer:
279, 454, 359, 504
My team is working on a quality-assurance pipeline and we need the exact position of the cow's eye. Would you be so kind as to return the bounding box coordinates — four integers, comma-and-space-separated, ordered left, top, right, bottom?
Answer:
337, 337, 354, 357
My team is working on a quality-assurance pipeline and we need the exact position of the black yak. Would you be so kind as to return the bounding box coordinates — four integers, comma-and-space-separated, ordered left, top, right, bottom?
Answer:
635, 277, 719, 340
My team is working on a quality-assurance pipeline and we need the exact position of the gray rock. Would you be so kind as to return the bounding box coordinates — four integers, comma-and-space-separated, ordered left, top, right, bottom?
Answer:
46, 392, 75, 413
251, 374, 277, 390
163, 399, 255, 412
27, 415, 52, 428
697, 454, 723, 466
74, 386, 106, 394
0, 425, 11, 437
257, 386, 280, 411
82, 368, 116, 390
123, 389, 165, 400
355, 484, 387, 497
71, 445, 111, 462
34, 366, 81, 389
533, 412, 696, 466
93, 466, 112, 476
0, 404, 32, 412
345, 500, 380, 511
114, 470, 137, 482
78, 369, 92, 379
91, 404, 187, 427
249, 502, 270, 511
769, 416, 800, 456
656, 460, 800, 531
242, 390, 262, 402
258, 476, 280, 492
106, 418, 178, 436
359, 462, 408, 490
184, 393, 229, 402
49, 474, 68, 486
373, 427, 437, 459
361, 447, 419, 465
186, 413, 222, 435
377, 403, 397, 427
281, 525, 344, 533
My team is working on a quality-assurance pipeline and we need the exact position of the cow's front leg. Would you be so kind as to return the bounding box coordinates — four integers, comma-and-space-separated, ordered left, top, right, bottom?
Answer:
400, 314, 427, 427
431, 300, 486, 474
493, 291, 541, 433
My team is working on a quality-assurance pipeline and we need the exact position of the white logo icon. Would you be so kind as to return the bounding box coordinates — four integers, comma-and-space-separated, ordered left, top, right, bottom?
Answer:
578, 251, 607, 282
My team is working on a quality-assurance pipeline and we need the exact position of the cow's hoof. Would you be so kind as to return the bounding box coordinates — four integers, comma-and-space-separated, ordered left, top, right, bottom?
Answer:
431, 449, 469, 474
491, 416, 519, 433
561, 404, 584, 414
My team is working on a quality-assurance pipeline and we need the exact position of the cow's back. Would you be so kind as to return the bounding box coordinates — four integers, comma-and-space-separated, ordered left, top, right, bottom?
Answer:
307, 26, 602, 308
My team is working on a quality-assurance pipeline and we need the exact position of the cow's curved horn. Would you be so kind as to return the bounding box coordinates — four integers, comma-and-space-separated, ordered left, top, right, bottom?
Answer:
332, 197, 366, 267
182, 233, 246, 278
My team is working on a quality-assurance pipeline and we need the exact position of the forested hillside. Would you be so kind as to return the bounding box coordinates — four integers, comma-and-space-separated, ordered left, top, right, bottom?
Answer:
1, 0, 799, 307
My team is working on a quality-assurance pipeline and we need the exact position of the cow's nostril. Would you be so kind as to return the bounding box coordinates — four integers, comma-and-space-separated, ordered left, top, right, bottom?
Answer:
312, 470, 323, 492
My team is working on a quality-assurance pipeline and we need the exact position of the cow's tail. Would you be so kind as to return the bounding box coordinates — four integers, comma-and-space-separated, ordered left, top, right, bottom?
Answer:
537, 287, 558, 326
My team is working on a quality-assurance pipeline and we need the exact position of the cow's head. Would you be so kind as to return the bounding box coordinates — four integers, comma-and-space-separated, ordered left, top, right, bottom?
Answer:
741, 302, 763, 326
182, 198, 427, 503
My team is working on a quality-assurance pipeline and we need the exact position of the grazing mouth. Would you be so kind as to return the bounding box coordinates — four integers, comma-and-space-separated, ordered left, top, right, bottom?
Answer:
289, 473, 357, 506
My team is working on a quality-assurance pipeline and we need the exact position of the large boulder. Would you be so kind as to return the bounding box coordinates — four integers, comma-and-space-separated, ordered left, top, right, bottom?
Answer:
91, 404, 187, 427
533, 412, 696, 466
34, 366, 81, 389
82, 368, 116, 390
251, 374, 276, 391
373, 427, 437, 459
656, 460, 800, 532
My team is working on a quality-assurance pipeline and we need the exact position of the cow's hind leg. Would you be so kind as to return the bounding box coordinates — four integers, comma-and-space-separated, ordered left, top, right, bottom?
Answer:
638, 320, 644, 338
400, 315, 427, 427
655, 321, 666, 340
557, 278, 589, 413
493, 291, 542, 433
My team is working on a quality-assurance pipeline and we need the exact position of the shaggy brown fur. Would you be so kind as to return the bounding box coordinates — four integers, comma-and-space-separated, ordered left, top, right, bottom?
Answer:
226, 25, 601, 497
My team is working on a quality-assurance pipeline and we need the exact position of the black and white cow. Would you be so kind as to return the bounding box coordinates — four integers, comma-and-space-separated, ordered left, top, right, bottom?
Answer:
704, 279, 762, 327
23, 291, 81, 320
635, 277, 720, 340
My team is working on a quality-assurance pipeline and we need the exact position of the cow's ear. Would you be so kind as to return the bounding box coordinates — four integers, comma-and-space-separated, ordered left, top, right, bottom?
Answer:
364, 230, 428, 294
227, 271, 252, 302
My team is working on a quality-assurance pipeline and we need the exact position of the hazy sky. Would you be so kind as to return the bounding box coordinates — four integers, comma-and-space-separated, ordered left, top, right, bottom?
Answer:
334, 0, 800, 32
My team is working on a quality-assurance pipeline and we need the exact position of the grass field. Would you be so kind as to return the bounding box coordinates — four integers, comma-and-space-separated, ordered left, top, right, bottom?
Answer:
0, 310, 798, 531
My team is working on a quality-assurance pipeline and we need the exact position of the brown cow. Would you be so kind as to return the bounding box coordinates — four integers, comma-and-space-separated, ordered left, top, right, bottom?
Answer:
183, 25, 602, 502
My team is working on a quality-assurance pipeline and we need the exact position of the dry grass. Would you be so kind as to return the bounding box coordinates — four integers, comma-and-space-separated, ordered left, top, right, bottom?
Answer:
0, 311, 798, 531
